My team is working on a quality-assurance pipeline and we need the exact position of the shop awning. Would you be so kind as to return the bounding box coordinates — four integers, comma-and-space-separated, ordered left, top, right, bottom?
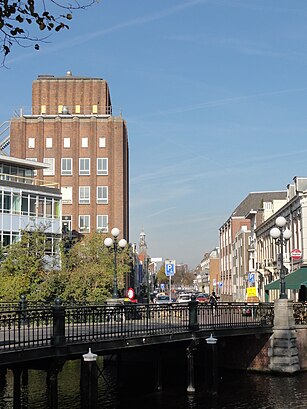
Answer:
264, 267, 307, 290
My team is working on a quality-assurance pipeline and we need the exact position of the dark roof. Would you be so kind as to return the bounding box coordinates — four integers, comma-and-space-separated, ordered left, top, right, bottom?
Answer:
232, 191, 287, 218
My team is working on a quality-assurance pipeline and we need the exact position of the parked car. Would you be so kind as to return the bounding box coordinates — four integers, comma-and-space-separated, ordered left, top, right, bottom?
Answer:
196, 293, 209, 303
176, 293, 192, 304
154, 294, 172, 304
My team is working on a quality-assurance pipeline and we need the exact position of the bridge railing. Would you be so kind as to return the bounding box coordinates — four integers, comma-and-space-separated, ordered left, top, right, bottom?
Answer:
64, 303, 191, 344
0, 306, 53, 351
197, 302, 274, 329
0, 300, 276, 353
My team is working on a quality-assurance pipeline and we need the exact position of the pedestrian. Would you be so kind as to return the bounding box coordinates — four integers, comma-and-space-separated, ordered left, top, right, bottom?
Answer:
298, 285, 307, 302
209, 291, 218, 314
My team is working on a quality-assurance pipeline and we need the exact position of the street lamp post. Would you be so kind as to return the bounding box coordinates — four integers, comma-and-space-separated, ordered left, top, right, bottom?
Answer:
270, 216, 292, 299
104, 227, 127, 299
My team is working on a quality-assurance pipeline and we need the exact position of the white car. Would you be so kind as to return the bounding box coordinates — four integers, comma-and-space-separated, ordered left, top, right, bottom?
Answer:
176, 294, 192, 303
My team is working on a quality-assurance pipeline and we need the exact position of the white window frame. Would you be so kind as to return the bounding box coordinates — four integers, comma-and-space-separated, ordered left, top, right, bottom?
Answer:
61, 186, 73, 204
97, 186, 108, 204
63, 138, 71, 148
79, 215, 90, 233
43, 158, 55, 176
79, 158, 90, 175
97, 158, 108, 175
99, 137, 106, 148
61, 158, 72, 175
97, 215, 108, 232
81, 137, 88, 148
28, 138, 35, 148
46, 137, 53, 148
79, 186, 90, 204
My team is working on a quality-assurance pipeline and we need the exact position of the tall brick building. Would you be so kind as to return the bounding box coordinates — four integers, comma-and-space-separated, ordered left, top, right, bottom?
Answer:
10, 71, 129, 240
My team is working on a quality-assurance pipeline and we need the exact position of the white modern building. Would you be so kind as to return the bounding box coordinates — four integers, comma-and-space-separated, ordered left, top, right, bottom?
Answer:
0, 155, 62, 261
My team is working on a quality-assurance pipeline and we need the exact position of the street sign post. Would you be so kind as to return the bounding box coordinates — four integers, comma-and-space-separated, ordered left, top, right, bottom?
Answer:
291, 249, 302, 261
165, 260, 176, 276
248, 273, 255, 283
165, 260, 176, 302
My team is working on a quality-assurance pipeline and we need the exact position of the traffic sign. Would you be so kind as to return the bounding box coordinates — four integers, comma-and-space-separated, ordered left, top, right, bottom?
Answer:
165, 259, 176, 276
127, 288, 135, 300
248, 273, 255, 283
291, 249, 302, 260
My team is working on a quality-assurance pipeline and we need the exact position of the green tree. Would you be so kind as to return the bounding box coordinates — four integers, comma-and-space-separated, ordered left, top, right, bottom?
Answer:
61, 232, 131, 302
0, 0, 97, 63
0, 227, 53, 300
156, 264, 168, 287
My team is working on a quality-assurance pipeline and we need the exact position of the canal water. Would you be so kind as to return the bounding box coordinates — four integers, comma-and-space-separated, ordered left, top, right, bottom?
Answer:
0, 358, 306, 408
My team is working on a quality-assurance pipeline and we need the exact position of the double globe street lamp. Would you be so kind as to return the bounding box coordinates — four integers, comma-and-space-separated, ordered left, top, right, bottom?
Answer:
269, 216, 292, 299
104, 227, 127, 299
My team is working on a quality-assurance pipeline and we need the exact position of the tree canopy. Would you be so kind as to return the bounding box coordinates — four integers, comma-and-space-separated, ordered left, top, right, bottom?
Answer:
0, 230, 131, 302
0, 0, 96, 63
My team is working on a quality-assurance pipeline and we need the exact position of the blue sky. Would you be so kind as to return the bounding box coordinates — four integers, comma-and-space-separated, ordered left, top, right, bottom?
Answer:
1, 0, 307, 268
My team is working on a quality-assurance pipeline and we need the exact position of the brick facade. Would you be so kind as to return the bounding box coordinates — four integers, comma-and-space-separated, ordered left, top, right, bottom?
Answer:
10, 72, 129, 240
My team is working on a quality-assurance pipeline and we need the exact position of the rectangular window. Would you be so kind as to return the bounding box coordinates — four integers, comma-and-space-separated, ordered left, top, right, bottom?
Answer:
43, 158, 55, 176
3, 192, 11, 213
97, 186, 108, 204
26, 158, 37, 176
29, 195, 36, 216
81, 137, 88, 148
46, 198, 52, 218
92, 104, 98, 114
61, 158, 72, 175
61, 186, 72, 204
21, 194, 28, 215
75, 105, 81, 114
38, 197, 45, 217
97, 215, 108, 232
97, 158, 108, 175
79, 186, 90, 204
63, 138, 71, 148
12, 193, 21, 214
54, 199, 60, 219
99, 137, 106, 148
79, 215, 90, 233
58, 105, 63, 114
41, 105, 46, 114
46, 138, 52, 148
79, 158, 90, 175
28, 138, 35, 148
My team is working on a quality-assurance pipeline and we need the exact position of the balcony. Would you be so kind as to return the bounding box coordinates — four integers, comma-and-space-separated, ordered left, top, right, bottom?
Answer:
0, 173, 58, 188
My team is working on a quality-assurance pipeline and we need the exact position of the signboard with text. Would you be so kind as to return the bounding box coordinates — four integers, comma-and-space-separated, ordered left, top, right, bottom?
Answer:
291, 249, 302, 260
165, 259, 176, 276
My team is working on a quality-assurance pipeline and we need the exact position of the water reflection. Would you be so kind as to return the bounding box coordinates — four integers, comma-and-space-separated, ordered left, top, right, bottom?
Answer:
0, 360, 306, 408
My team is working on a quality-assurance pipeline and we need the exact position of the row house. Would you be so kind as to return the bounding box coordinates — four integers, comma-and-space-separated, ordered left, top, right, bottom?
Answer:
196, 248, 220, 295
219, 191, 286, 301
255, 177, 307, 301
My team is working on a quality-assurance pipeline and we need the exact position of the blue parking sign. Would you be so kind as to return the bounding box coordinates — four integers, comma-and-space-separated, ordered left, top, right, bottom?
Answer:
165, 260, 176, 276
248, 273, 255, 283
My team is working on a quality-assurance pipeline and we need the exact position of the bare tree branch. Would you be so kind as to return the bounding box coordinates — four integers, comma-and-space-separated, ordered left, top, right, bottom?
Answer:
0, 0, 97, 65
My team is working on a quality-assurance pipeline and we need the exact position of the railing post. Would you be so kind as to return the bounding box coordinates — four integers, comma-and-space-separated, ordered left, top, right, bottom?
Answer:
51, 298, 66, 347
188, 295, 199, 331
81, 349, 98, 409
18, 294, 27, 323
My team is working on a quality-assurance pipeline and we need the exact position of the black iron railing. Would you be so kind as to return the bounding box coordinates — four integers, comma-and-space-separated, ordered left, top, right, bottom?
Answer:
0, 299, 275, 353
